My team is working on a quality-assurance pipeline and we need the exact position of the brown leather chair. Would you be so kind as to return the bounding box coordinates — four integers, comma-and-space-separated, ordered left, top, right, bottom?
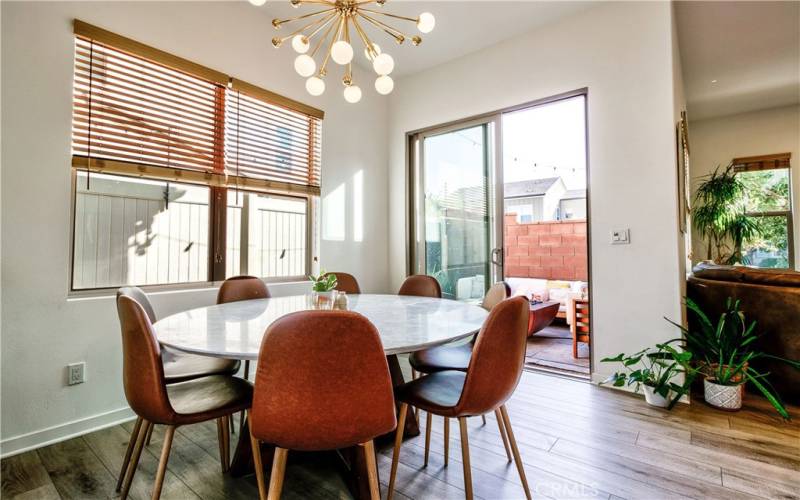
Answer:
409, 281, 510, 374
114, 287, 240, 492
217, 275, 270, 305
116, 291, 252, 500
324, 271, 362, 294
398, 275, 442, 298
388, 296, 531, 500
407, 282, 510, 435
248, 310, 396, 499
217, 276, 270, 431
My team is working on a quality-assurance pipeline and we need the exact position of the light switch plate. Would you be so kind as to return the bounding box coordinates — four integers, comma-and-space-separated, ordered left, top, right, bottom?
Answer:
611, 228, 630, 245
68, 362, 86, 385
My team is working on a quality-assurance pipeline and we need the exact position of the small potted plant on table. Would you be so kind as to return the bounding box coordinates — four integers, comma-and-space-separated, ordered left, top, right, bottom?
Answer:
309, 271, 338, 308
601, 344, 695, 409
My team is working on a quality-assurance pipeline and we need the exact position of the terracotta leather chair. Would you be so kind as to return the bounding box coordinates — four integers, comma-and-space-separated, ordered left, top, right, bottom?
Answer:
217, 275, 270, 305
248, 310, 396, 500
408, 282, 510, 433
116, 291, 252, 500
114, 287, 240, 492
217, 275, 270, 430
410, 281, 510, 374
388, 296, 531, 500
398, 275, 441, 298
324, 271, 362, 294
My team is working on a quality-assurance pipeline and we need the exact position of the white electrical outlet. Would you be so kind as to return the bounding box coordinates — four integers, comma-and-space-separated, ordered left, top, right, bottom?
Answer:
68, 362, 86, 385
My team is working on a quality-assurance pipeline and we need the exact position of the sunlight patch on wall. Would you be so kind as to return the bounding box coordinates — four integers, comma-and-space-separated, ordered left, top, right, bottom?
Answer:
322, 182, 346, 241
353, 170, 364, 242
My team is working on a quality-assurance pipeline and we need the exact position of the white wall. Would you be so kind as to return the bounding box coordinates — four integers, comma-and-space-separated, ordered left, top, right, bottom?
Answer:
688, 105, 800, 269
387, 1, 686, 382
1, 1, 389, 456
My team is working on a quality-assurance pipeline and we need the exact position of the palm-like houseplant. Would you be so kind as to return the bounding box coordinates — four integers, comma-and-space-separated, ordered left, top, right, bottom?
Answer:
693, 165, 761, 265
666, 297, 800, 418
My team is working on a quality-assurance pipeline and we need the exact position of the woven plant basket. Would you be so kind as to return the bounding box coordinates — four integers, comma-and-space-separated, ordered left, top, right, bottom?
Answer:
704, 378, 743, 411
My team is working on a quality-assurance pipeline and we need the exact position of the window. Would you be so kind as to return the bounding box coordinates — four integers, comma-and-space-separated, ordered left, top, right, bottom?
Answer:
70, 21, 322, 290
734, 153, 794, 268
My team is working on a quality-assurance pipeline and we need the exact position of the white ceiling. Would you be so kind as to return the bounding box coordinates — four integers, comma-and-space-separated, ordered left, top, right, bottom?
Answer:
675, 1, 800, 121
258, 1, 593, 79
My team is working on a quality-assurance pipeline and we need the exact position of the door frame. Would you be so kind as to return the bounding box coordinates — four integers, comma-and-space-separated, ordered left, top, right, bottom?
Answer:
407, 116, 503, 285
406, 87, 593, 374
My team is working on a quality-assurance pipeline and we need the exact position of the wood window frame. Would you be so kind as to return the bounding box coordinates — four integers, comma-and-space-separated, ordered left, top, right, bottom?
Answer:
733, 153, 794, 269
69, 20, 322, 292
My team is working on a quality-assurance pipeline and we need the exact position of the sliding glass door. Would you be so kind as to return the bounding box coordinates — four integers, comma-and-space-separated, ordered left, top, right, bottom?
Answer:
410, 118, 503, 301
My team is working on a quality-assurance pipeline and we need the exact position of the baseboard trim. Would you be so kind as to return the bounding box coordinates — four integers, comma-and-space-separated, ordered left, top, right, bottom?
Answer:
1, 407, 136, 459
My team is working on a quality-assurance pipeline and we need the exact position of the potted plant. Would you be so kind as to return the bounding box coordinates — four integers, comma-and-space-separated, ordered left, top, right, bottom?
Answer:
666, 297, 800, 418
601, 344, 695, 409
692, 164, 761, 265
308, 270, 338, 307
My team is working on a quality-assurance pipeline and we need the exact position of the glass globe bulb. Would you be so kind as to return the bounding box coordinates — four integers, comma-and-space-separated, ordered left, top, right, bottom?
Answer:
374, 75, 394, 95
306, 76, 325, 96
249, 0, 267, 6
331, 41, 354, 65
372, 53, 394, 75
364, 43, 381, 61
291, 35, 309, 54
294, 55, 316, 77
417, 12, 435, 34
343, 85, 362, 103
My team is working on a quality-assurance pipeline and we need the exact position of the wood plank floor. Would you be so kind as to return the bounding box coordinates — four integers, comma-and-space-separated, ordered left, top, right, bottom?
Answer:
3, 370, 799, 499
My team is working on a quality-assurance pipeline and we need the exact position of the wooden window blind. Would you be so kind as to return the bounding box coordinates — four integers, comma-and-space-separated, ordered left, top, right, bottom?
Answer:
732, 152, 791, 172
225, 85, 322, 191
71, 20, 323, 196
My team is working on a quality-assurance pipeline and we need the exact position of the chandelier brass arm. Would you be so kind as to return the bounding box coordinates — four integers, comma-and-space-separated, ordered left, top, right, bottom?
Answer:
257, 0, 435, 102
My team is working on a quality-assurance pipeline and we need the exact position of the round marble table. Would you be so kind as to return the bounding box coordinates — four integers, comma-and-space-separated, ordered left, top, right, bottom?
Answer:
154, 293, 488, 486
154, 293, 488, 360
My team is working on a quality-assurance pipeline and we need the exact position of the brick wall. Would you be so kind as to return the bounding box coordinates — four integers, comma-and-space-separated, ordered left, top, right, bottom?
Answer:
504, 214, 588, 281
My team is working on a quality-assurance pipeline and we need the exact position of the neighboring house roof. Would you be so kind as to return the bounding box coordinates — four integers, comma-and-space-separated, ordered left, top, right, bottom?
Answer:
561, 188, 586, 200
504, 178, 560, 198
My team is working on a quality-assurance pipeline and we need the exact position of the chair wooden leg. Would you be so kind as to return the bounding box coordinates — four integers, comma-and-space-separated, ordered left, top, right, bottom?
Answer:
361, 440, 381, 500
223, 416, 231, 470
424, 412, 432, 467
495, 409, 512, 462
239, 361, 250, 434
411, 368, 417, 380
217, 417, 230, 473
500, 405, 532, 500
481, 414, 486, 425
151, 426, 175, 500
121, 420, 150, 500
387, 402, 408, 500
145, 422, 155, 446
268, 447, 288, 500
443, 417, 450, 467
116, 416, 143, 492
458, 417, 473, 500
250, 428, 267, 500
229, 413, 236, 435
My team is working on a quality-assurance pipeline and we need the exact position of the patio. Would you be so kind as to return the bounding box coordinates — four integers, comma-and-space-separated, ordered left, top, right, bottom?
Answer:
525, 323, 590, 378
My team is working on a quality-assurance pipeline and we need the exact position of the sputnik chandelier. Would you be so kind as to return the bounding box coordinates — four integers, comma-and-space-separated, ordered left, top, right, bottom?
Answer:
248, 0, 435, 103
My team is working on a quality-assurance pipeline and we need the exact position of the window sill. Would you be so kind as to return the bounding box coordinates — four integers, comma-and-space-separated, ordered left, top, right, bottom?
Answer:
67, 279, 309, 301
